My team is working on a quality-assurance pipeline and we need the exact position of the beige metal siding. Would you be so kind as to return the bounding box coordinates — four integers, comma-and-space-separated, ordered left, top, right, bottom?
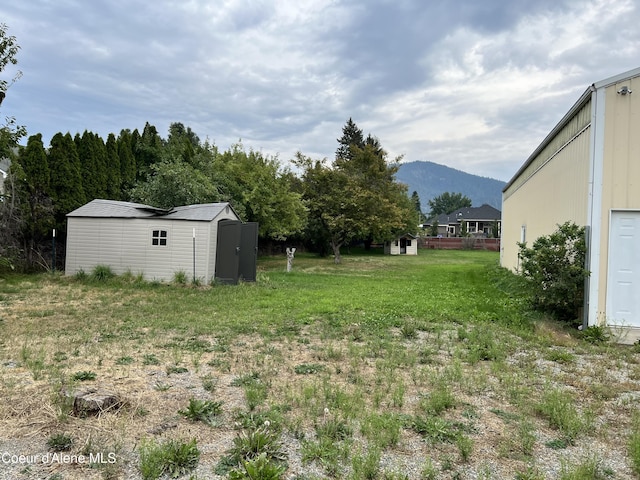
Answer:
501, 114, 591, 271
595, 78, 640, 320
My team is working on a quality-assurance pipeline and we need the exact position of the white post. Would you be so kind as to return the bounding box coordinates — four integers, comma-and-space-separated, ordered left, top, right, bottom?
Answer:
192, 228, 196, 282
286, 247, 296, 272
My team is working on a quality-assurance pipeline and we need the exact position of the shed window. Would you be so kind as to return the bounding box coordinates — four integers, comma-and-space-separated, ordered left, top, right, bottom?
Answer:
406, 239, 412, 246
152, 229, 168, 246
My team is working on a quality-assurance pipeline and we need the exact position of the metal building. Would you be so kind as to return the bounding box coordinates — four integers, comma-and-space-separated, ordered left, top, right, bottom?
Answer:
501, 67, 640, 341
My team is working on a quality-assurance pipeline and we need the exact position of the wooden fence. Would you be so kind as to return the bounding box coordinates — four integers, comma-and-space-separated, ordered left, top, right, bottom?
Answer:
421, 237, 500, 251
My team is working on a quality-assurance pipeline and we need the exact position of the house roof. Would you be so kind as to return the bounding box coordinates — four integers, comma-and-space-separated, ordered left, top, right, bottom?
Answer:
428, 204, 502, 225
67, 199, 239, 222
503, 66, 640, 192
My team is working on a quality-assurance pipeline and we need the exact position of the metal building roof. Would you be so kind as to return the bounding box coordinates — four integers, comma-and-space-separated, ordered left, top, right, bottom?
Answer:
67, 199, 238, 222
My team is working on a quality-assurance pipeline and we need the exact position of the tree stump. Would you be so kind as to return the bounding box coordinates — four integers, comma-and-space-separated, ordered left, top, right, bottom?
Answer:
72, 389, 122, 417
286, 247, 296, 272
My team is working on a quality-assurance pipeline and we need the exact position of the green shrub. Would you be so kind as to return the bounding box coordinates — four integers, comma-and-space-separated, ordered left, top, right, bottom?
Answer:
518, 222, 588, 323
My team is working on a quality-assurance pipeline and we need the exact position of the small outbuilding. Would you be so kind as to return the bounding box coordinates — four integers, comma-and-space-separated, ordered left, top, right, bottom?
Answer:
385, 233, 418, 255
501, 66, 640, 341
65, 199, 258, 284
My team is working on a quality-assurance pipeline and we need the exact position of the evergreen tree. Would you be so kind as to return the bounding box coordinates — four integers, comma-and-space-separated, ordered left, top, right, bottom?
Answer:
117, 129, 136, 193
135, 122, 163, 179
105, 133, 121, 199
16, 134, 54, 267
411, 191, 423, 223
335, 117, 364, 162
48, 132, 85, 229
76, 131, 98, 200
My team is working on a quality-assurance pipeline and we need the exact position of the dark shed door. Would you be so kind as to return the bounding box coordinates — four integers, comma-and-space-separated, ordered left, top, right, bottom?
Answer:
215, 220, 241, 284
239, 222, 259, 282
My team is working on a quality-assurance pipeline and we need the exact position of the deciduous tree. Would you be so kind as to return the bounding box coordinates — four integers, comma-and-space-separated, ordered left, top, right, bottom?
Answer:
427, 192, 472, 216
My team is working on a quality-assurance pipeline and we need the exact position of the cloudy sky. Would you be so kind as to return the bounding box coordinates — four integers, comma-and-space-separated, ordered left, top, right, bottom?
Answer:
1, 0, 639, 181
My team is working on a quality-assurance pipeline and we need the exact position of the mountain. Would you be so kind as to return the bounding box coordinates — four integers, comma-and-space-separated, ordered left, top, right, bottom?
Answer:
395, 161, 505, 213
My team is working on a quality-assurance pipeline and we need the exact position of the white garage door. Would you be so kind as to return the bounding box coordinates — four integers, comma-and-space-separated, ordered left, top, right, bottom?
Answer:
607, 211, 640, 327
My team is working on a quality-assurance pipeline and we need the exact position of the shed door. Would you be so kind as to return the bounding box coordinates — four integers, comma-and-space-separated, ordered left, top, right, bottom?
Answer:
239, 222, 258, 282
607, 211, 640, 326
215, 220, 241, 285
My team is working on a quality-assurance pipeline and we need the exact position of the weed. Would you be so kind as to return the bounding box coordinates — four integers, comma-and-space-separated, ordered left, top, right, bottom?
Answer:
515, 466, 546, 480
301, 436, 347, 477
201, 374, 217, 392
72, 370, 97, 381
52, 351, 68, 362
399, 319, 418, 339
419, 457, 437, 480
226, 426, 287, 466
315, 416, 353, 441
153, 381, 172, 391
173, 270, 188, 285
545, 349, 576, 364
628, 412, 640, 475
456, 434, 473, 462
178, 398, 223, 426
535, 389, 591, 444
581, 326, 611, 344
294, 363, 325, 375
115, 355, 134, 365
91, 264, 115, 282
349, 446, 381, 480
228, 452, 287, 479
419, 383, 456, 415
46, 433, 73, 452
559, 455, 614, 480
411, 416, 460, 444
138, 437, 200, 480
360, 412, 402, 448
166, 365, 188, 375
143, 353, 160, 365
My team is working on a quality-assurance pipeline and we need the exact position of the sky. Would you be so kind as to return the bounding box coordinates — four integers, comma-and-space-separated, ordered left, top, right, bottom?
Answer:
1, 0, 639, 182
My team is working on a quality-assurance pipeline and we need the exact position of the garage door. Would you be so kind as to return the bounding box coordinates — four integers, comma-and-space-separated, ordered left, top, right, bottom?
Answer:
607, 211, 640, 327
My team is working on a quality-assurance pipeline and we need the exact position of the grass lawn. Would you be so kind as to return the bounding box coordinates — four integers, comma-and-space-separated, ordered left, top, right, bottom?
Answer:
1, 249, 640, 479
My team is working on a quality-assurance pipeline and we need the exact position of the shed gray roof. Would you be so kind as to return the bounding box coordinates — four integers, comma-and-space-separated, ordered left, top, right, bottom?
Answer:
67, 199, 239, 222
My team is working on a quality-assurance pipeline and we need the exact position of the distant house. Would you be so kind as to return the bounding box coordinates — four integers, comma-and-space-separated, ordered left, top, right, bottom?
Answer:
65, 199, 258, 284
385, 233, 418, 255
423, 204, 501, 237
502, 67, 640, 340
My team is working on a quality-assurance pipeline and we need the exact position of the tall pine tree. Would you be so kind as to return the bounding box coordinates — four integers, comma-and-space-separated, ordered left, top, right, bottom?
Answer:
105, 133, 121, 199
48, 132, 85, 229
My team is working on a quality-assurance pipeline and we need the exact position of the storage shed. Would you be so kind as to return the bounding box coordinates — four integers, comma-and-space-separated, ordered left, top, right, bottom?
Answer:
501, 67, 640, 341
384, 233, 418, 255
65, 199, 258, 284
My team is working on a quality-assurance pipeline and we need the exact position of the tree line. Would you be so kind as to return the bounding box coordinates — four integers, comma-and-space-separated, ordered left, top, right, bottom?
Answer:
0, 118, 419, 270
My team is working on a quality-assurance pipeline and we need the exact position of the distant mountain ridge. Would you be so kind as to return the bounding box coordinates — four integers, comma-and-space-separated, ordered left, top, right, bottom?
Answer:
395, 161, 505, 212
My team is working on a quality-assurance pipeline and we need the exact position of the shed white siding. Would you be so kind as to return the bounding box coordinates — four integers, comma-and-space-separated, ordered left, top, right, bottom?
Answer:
65, 200, 240, 282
